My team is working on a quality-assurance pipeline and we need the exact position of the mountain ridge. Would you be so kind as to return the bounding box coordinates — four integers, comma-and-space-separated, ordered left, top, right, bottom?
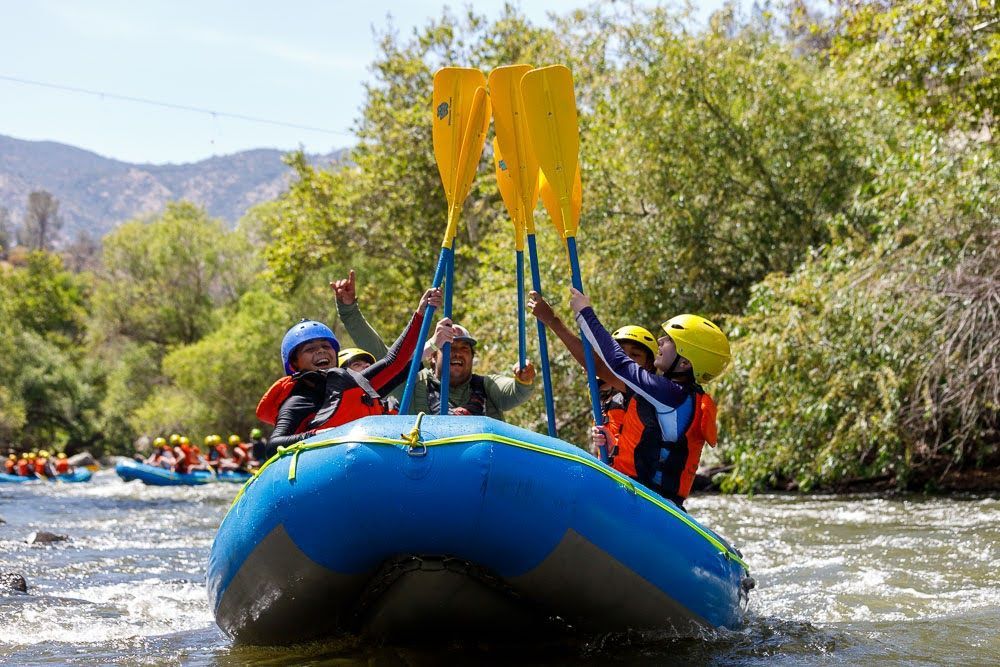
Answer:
0, 134, 345, 241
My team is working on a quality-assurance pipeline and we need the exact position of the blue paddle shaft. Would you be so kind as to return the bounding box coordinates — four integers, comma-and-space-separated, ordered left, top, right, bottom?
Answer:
516, 249, 527, 369
400, 246, 451, 416
439, 250, 456, 415
566, 236, 607, 462
526, 234, 558, 438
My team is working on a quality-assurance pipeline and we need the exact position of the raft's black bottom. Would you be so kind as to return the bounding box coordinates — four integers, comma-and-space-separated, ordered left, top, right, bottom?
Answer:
215, 525, 564, 646
355, 555, 568, 641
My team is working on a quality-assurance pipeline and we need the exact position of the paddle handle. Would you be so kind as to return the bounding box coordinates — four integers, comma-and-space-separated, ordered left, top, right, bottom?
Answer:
399, 246, 451, 415
566, 236, 607, 462
516, 249, 527, 369
527, 233, 558, 438
438, 249, 456, 414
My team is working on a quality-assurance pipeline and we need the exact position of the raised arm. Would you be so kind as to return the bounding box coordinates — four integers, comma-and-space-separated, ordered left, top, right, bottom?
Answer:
362, 287, 442, 395
332, 270, 390, 358
570, 289, 687, 411
528, 290, 624, 391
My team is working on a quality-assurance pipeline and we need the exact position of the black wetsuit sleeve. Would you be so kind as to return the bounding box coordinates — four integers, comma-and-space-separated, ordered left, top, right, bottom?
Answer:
361, 309, 424, 396
265, 394, 320, 458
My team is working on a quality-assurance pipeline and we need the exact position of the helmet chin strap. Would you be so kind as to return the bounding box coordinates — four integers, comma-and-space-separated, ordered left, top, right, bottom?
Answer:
664, 355, 693, 381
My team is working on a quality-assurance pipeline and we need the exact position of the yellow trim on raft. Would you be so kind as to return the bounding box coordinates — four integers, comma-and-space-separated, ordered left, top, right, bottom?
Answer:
229, 425, 749, 572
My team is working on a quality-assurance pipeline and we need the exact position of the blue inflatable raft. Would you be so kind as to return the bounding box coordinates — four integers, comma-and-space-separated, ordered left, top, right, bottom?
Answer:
116, 461, 252, 486
207, 415, 752, 645
0, 469, 93, 484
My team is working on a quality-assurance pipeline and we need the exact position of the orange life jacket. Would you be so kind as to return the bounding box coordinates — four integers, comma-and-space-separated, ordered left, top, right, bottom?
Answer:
34, 458, 50, 475
4, 459, 15, 474
55, 458, 70, 474
610, 390, 717, 502
16, 459, 31, 476
256, 370, 387, 434
185, 445, 201, 466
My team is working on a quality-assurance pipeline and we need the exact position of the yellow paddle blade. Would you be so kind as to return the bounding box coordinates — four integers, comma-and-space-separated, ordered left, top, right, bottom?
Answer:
489, 64, 539, 233
538, 166, 581, 243
444, 85, 491, 245
432, 67, 487, 207
520, 65, 580, 236
493, 138, 525, 251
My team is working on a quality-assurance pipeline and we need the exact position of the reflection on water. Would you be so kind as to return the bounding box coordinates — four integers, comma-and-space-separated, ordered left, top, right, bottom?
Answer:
1, 470, 998, 665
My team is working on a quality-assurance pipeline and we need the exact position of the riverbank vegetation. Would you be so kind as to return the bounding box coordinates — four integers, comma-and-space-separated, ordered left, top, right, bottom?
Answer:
0, 1, 995, 492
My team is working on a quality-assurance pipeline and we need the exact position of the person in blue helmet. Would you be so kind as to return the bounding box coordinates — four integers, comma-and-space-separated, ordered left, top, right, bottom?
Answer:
256, 285, 443, 459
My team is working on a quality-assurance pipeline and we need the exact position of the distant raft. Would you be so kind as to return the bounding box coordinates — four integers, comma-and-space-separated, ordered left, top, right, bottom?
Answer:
207, 415, 752, 646
0, 469, 93, 484
115, 461, 252, 486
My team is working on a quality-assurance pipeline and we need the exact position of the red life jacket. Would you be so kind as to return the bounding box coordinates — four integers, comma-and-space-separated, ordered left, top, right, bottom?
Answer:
184, 445, 201, 466
34, 458, 50, 475
16, 459, 31, 476
55, 458, 70, 474
256, 370, 387, 434
4, 459, 15, 474
610, 390, 718, 502
173, 446, 191, 473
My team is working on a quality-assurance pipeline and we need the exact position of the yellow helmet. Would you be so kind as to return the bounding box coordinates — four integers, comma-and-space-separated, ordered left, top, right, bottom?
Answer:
153, 437, 168, 447
8, 454, 15, 460
27, 452, 36, 459
212, 434, 222, 445
180, 436, 190, 445
661, 314, 731, 384
58, 453, 67, 459
38, 450, 50, 458
228, 434, 241, 446
338, 347, 376, 368
169, 433, 181, 445
611, 325, 659, 360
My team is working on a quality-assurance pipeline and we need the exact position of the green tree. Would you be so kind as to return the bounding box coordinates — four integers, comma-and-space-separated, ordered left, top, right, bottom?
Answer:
1, 251, 88, 345
93, 202, 257, 347
716, 133, 998, 492
132, 290, 293, 438
827, 0, 999, 133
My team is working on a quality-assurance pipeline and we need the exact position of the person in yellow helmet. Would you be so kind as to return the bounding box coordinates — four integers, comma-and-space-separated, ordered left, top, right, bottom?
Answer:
145, 437, 177, 469
527, 290, 658, 456
570, 289, 731, 509
54, 452, 72, 475
4, 453, 16, 475
337, 348, 376, 373
35, 450, 56, 477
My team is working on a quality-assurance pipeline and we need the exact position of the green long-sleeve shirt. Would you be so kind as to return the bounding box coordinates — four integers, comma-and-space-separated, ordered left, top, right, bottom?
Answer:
337, 301, 534, 421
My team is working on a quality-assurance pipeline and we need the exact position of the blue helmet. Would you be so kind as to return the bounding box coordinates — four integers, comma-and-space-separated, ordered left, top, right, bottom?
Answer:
280, 319, 340, 374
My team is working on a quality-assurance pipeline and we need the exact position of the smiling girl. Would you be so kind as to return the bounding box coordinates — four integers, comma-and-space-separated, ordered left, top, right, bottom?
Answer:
255, 286, 442, 459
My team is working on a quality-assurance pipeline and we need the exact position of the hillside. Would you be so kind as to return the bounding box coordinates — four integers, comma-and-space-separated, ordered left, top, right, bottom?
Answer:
0, 134, 345, 240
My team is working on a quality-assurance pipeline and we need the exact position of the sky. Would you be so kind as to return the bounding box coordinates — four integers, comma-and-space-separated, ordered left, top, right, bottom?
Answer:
0, 0, 730, 165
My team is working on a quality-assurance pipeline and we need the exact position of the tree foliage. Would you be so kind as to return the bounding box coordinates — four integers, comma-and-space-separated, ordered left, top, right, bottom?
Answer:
827, 0, 999, 132
93, 202, 257, 347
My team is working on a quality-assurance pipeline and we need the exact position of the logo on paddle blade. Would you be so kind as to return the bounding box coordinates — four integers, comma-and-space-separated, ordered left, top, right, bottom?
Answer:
498, 159, 508, 171
436, 102, 449, 120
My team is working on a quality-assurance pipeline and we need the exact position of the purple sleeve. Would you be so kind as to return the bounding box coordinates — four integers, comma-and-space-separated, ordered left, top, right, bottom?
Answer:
575, 307, 688, 410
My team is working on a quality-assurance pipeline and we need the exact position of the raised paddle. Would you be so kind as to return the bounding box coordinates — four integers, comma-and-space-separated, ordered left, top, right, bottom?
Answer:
492, 137, 528, 368
490, 64, 558, 437
521, 65, 607, 460
438, 85, 491, 413
399, 68, 490, 415
538, 167, 582, 250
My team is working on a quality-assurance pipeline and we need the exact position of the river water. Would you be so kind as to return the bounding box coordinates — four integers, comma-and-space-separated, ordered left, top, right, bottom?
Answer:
1, 468, 998, 666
